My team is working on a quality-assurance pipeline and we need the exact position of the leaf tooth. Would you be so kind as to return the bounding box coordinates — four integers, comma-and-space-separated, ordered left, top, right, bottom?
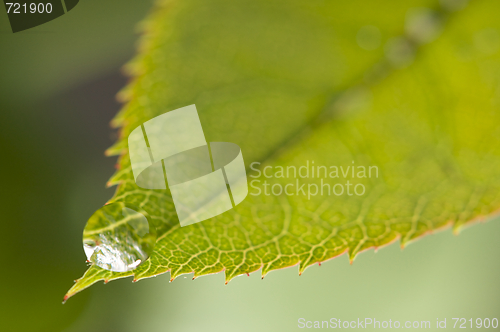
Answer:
109, 107, 128, 128
298, 257, 311, 275
452, 223, 463, 235
191, 271, 201, 280
298, 265, 307, 276
116, 84, 134, 103
109, 104, 133, 129
106, 168, 129, 187
348, 250, 358, 264
169, 267, 189, 282
224, 268, 243, 284
105, 140, 127, 157
122, 57, 143, 76
64, 267, 109, 302
399, 233, 409, 249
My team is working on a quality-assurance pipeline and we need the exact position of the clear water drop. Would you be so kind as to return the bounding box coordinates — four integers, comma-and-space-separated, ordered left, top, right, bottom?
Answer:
83, 202, 156, 272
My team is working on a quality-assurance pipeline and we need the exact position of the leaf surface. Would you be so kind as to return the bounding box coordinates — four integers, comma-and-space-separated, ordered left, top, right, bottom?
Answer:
66, 0, 500, 300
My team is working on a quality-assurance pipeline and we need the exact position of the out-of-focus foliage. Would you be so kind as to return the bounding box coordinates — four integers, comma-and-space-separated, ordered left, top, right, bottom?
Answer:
0, 1, 153, 331
0, 0, 153, 100
67, 0, 500, 300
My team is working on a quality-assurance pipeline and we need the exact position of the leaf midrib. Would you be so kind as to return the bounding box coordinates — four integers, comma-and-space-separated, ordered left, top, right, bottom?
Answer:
254, 3, 457, 170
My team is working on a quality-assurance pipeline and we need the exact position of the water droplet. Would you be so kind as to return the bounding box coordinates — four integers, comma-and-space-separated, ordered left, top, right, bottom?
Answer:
405, 8, 442, 44
83, 202, 156, 272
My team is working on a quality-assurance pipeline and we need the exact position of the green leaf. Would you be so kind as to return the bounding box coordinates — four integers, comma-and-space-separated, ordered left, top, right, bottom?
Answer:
66, 0, 500, 300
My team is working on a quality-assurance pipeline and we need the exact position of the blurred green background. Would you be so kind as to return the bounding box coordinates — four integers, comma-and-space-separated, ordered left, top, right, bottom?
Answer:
0, 1, 499, 331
